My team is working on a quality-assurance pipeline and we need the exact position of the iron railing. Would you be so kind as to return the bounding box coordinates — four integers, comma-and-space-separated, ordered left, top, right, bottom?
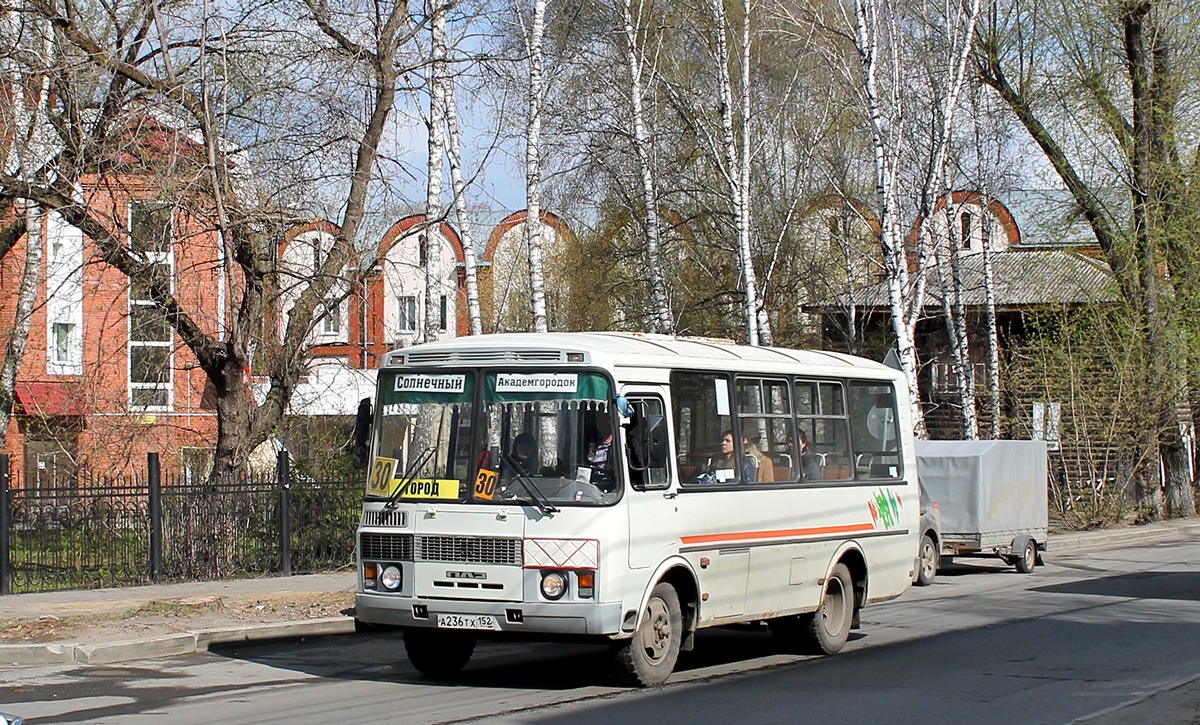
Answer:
0, 452, 363, 595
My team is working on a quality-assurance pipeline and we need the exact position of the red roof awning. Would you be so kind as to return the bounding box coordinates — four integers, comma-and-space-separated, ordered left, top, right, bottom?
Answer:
15, 381, 91, 417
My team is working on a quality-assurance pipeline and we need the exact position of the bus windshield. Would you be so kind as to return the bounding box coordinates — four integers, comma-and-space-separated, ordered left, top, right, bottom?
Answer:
366, 369, 618, 507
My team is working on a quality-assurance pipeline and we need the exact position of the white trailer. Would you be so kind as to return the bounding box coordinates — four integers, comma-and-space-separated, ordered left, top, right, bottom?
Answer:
916, 440, 1048, 573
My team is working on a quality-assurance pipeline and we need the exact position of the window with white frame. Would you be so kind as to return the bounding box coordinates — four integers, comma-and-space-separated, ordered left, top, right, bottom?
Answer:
930, 359, 987, 394
398, 295, 417, 332
439, 294, 448, 331
321, 297, 342, 335
52, 322, 75, 364
128, 201, 173, 410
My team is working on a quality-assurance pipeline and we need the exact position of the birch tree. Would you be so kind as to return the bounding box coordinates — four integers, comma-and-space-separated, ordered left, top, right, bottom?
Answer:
0, 206, 41, 455
619, 0, 674, 334
423, 0, 450, 343
0, 9, 48, 454
933, 193, 979, 438
794, 0, 978, 435
444, 72, 484, 336
520, 0, 550, 334
839, 0, 927, 432
709, 0, 771, 345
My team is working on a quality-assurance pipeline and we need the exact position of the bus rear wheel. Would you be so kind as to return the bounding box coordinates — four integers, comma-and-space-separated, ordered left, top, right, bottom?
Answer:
808, 563, 855, 653
772, 563, 855, 655
404, 627, 476, 678
612, 582, 682, 686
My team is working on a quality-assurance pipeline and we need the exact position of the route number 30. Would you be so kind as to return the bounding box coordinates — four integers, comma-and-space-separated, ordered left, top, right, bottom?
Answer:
474, 469, 498, 500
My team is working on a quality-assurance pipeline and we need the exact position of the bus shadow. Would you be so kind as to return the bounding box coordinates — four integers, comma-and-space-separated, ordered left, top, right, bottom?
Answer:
212, 623, 843, 690
935, 558, 1019, 577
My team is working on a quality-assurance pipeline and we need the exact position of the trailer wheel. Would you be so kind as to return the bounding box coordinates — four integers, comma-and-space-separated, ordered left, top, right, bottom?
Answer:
916, 534, 939, 586
404, 628, 475, 678
612, 582, 682, 686
1014, 539, 1037, 573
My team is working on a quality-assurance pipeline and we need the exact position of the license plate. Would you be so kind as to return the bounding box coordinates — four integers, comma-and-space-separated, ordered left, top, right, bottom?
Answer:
437, 614, 499, 631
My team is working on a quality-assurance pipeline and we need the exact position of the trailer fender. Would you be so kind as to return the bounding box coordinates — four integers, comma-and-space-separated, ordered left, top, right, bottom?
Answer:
1010, 534, 1038, 573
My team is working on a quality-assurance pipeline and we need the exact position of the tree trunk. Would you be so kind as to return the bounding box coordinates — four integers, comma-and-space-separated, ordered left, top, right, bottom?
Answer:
710, 0, 762, 345
937, 199, 978, 440
524, 0, 549, 334
444, 75, 484, 336
980, 194, 1001, 439
620, 0, 673, 335
854, 0, 925, 436
0, 206, 41, 452
424, 0, 450, 344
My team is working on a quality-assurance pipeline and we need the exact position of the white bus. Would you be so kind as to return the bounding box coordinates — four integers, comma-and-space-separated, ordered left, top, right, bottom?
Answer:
355, 332, 919, 685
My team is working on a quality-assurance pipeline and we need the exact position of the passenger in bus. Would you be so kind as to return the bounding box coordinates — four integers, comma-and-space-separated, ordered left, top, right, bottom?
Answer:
508, 432, 538, 477
741, 436, 774, 483
799, 428, 822, 481
699, 430, 740, 483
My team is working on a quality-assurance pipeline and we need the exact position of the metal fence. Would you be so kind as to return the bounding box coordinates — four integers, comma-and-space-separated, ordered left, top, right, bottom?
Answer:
0, 452, 362, 595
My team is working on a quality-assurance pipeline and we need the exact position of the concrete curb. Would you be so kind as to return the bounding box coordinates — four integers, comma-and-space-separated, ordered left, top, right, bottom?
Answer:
0, 616, 356, 667
1049, 521, 1200, 555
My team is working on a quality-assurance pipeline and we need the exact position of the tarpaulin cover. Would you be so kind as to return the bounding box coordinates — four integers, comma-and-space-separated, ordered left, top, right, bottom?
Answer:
916, 440, 1048, 538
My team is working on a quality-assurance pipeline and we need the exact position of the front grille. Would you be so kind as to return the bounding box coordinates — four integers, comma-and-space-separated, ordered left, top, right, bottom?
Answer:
417, 535, 521, 565
362, 509, 406, 527
360, 532, 414, 561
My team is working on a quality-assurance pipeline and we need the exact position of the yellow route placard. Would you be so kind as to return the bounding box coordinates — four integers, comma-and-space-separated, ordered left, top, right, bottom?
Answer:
390, 478, 462, 500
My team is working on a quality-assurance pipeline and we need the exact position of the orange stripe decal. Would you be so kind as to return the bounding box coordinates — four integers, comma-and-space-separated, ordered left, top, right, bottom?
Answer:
681, 523, 876, 546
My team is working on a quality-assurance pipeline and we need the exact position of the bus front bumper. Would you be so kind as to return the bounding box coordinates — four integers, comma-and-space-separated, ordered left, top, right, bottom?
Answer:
355, 592, 626, 637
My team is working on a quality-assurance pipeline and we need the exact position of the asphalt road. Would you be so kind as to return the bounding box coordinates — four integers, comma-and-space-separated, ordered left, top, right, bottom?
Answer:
4, 540, 1200, 725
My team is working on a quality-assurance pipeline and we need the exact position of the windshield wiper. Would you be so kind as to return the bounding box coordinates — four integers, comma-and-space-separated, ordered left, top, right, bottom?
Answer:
497, 451, 558, 515
384, 447, 436, 509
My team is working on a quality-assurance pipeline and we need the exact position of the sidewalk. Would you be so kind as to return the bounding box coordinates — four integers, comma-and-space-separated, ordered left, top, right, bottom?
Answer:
0, 571, 359, 666
2, 520, 1199, 667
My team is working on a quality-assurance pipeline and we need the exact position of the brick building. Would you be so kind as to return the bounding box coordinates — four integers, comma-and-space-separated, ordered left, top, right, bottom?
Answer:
3, 190, 574, 486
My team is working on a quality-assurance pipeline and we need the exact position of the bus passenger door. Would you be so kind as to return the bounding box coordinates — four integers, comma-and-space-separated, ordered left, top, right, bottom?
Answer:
622, 391, 676, 570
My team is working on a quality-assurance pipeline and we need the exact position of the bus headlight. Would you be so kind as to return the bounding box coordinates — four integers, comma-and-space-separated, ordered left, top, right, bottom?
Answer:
380, 565, 402, 591
540, 571, 567, 600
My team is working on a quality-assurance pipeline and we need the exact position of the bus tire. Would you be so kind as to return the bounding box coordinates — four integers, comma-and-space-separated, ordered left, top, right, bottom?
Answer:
403, 627, 475, 678
612, 582, 682, 686
806, 563, 854, 654
916, 534, 939, 586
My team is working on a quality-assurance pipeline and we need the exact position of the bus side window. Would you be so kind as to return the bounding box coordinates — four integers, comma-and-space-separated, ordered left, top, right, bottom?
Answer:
670, 371, 734, 485
848, 381, 902, 479
796, 380, 852, 481
735, 377, 796, 483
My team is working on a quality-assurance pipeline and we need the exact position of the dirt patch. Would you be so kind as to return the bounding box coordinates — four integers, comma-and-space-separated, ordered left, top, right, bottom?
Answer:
0, 591, 356, 645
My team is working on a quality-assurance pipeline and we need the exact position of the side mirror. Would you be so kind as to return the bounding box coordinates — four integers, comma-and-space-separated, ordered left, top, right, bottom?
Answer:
352, 397, 372, 469
628, 413, 668, 470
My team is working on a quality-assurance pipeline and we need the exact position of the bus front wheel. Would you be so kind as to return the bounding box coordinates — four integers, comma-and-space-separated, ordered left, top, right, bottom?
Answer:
612, 582, 682, 686
404, 627, 476, 678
